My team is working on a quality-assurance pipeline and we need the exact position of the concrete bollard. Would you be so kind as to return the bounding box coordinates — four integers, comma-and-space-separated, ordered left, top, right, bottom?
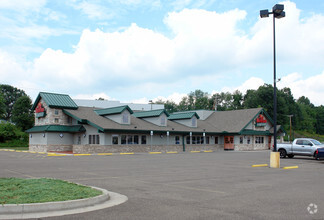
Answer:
270, 152, 280, 168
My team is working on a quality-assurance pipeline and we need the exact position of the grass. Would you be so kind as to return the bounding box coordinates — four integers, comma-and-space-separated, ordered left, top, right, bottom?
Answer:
0, 178, 102, 205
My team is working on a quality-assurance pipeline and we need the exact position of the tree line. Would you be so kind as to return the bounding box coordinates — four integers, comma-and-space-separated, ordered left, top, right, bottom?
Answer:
155, 84, 324, 135
1, 83, 324, 141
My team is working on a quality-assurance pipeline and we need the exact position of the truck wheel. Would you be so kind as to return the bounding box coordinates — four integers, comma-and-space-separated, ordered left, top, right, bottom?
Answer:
288, 154, 294, 158
279, 149, 287, 158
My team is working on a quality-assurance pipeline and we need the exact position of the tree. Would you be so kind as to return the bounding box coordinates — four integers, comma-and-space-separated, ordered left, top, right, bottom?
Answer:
11, 96, 34, 131
231, 90, 243, 110
315, 106, 324, 135
0, 84, 27, 121
0, 94, 5, 119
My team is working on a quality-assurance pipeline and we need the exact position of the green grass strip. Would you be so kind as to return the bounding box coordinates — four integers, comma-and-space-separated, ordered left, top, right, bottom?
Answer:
0, 178, 102, 205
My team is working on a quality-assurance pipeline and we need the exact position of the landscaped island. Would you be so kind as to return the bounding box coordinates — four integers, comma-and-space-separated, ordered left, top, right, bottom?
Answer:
0, 178, 102, 204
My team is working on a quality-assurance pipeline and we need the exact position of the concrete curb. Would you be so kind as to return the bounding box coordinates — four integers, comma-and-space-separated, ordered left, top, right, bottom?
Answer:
0, 149, 217, 157
0, 187, 128, 219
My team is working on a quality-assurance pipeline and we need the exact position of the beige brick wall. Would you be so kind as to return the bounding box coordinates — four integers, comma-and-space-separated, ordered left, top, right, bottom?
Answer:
34, 99, 70, 126
29, 144, 73, 152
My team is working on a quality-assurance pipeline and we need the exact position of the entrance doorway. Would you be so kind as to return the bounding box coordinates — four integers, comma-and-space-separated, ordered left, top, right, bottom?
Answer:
224, 136, 234, 150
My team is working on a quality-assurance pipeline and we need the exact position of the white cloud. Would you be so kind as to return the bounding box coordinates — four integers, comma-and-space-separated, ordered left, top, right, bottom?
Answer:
278, 71, 324, 106
0, 0, 46, 12
153, 92, 187, 104
220, 77, 265, 94
72, 1, 116, 20
1, 2, 324, 106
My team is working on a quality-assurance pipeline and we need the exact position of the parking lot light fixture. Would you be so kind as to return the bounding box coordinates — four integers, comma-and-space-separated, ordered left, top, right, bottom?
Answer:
260, 4, 285, 152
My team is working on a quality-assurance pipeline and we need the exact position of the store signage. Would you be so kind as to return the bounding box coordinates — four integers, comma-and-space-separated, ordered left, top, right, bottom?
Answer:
255, 114, 267, 126
35, 102, 46, 118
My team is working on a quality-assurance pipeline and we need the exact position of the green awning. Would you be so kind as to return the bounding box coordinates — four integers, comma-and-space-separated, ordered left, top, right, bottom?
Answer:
26, 125, 86, 133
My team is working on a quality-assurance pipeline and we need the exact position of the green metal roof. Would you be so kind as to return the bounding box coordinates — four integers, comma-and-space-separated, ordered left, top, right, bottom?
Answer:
26, 125, 86, 133
133, 109, 169, 118
94, 105, 134, 116
168, 112, 200, 120
31, 92, 78, 111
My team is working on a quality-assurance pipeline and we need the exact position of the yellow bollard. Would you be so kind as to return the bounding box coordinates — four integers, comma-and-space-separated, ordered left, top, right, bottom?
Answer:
270, 152, 280, 168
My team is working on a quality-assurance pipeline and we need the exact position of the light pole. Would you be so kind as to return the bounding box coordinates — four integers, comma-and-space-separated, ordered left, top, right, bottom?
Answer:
260, 4, 285, 152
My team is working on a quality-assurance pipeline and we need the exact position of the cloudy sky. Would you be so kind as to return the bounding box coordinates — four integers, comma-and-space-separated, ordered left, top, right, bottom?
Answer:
1, 0, 323, 106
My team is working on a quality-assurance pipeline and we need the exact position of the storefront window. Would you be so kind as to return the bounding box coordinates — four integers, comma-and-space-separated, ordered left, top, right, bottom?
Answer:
255, 137, 264, 144
175, 136, 180, 144
89, 135, 100, 144
192, 136, 196, 144
112, 136, 118, 145
186, 136, 190, 144
121, 135, 127, 145
141, 135, 146, 144
127, 135, 133, 144
134, 135, 139, 144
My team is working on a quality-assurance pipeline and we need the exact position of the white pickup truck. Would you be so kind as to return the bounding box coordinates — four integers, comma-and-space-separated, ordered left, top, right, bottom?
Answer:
277, 138, 324, 159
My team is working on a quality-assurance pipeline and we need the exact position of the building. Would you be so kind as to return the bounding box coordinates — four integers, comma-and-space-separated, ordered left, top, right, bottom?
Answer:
26, 92, 285, 153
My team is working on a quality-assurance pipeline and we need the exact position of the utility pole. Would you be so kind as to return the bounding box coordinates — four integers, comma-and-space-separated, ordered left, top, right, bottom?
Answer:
287, 115, 293, 143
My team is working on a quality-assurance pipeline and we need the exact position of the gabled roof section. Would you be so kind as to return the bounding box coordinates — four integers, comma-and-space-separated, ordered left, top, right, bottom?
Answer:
168, 112, 200, 120
26, 125, 86, 133
31, 92, 78, 111
94, 105, 134, 116
133, 109, 170, 118
205, 108, 263, 133
240, 108, 274, 132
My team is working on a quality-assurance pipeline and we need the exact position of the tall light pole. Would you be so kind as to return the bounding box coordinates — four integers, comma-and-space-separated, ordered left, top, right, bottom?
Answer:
260, 4, 285, 152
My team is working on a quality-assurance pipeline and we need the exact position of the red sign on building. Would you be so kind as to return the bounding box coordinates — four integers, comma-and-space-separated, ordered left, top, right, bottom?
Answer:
35, 103, 46, 118
256, 114, 267, 126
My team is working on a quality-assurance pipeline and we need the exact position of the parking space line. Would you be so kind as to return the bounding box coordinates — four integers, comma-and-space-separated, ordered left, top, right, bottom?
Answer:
48, 154, 67, 156
149, 152, 162, 154
283, 166, 298, 169
252, 164, 268, 167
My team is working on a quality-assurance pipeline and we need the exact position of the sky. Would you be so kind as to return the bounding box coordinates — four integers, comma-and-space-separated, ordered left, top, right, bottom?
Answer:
1, 0, 324, 106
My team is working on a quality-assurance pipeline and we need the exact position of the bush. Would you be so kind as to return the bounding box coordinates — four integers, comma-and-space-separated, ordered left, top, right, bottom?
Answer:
0, 121, 28, 145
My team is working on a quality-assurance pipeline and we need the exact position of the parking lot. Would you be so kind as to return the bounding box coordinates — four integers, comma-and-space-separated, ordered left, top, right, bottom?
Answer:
1, 150, 323, 220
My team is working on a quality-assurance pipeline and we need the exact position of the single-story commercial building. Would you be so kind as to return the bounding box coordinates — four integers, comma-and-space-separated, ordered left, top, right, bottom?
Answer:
26, 92, 285, 153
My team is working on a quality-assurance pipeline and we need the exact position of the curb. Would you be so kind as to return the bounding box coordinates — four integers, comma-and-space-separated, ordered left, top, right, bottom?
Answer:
0, 149, 215, 157
0, 186, 108, 215
0, 187, 128, 219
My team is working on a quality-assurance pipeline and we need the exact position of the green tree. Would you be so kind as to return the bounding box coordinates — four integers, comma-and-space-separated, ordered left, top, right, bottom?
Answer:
231, 90, 243, 110
11, 96, 34, 131
315, 106, 324, 134
0, 94, 5, 119
154, 99, 178, 113
0, 84, 27, 121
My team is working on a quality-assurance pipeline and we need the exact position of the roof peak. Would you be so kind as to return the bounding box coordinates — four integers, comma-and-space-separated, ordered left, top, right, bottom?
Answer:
31, 92, 78, 111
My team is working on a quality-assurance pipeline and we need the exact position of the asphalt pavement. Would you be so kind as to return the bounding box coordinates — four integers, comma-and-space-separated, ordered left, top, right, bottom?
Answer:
1, 150, 323, 220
